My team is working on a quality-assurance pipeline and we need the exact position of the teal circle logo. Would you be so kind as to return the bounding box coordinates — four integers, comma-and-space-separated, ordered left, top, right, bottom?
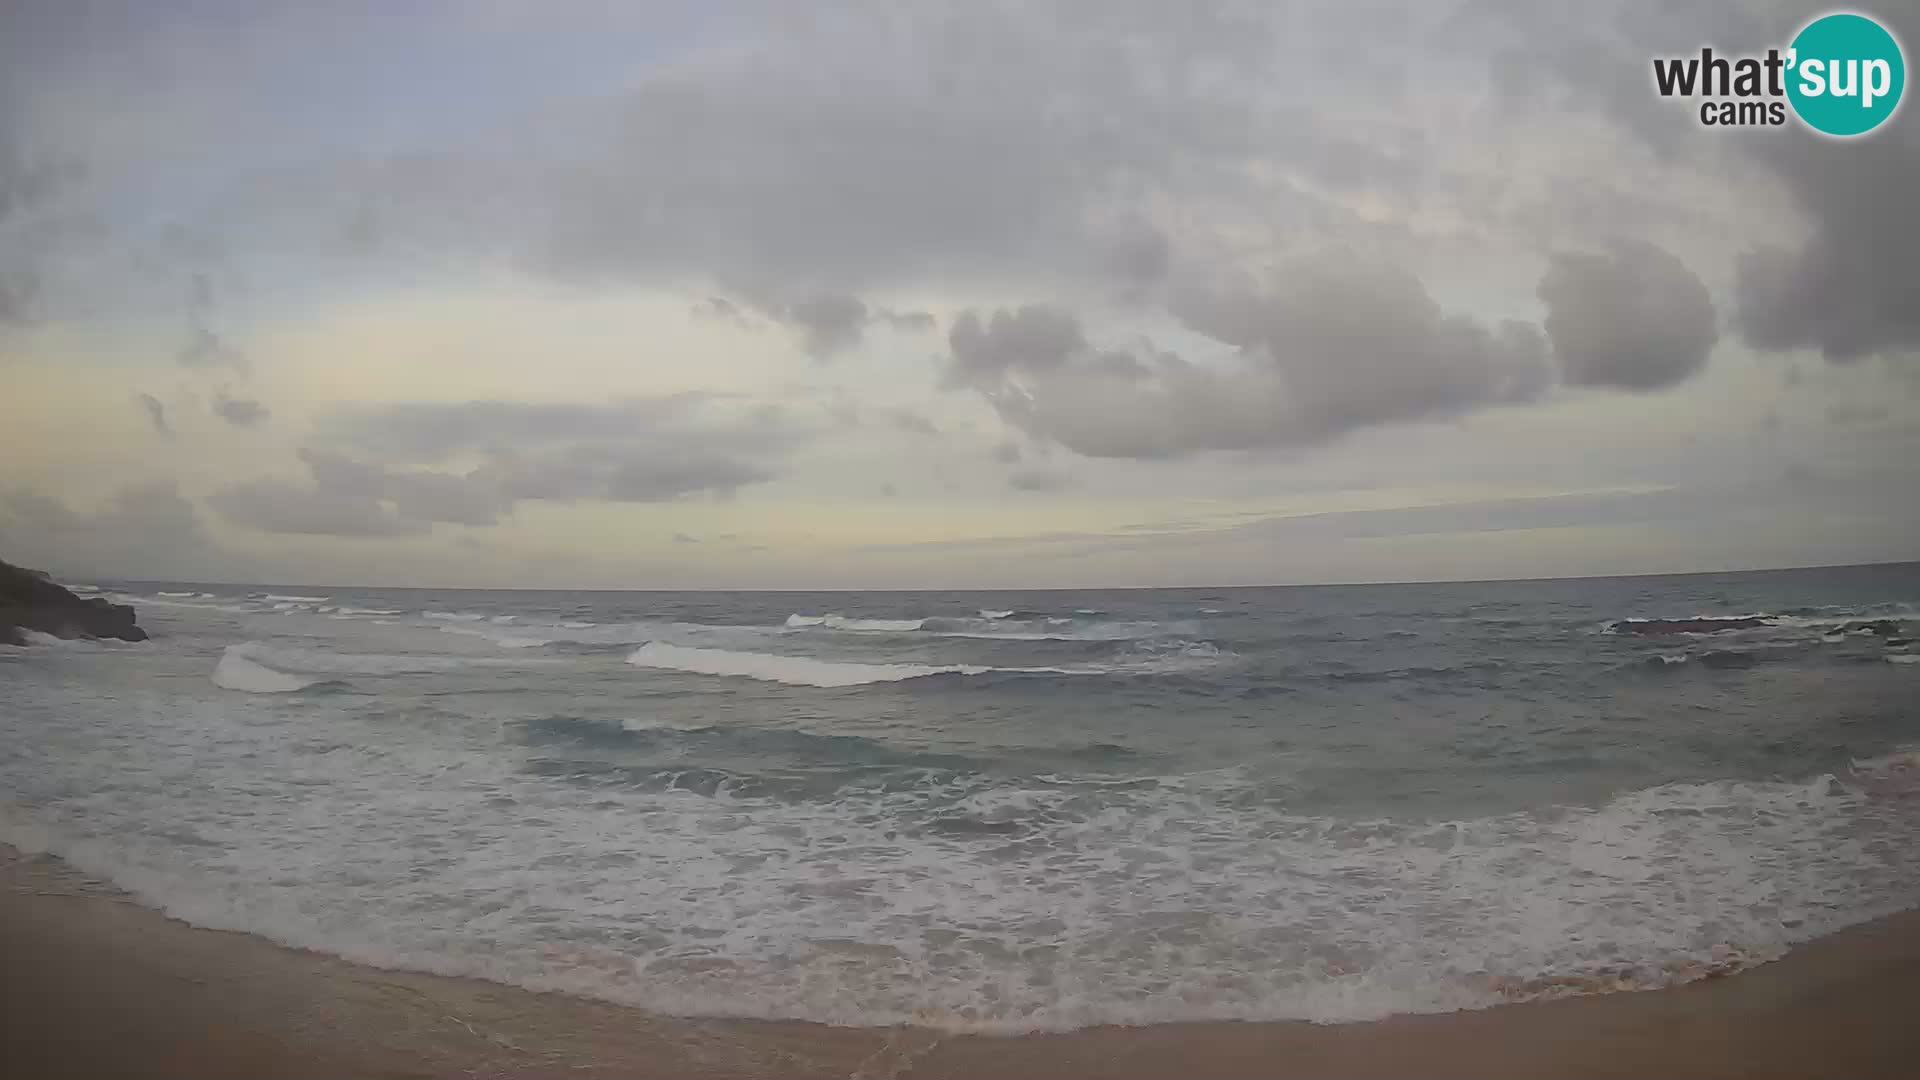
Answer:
1787, 12, 1905, 136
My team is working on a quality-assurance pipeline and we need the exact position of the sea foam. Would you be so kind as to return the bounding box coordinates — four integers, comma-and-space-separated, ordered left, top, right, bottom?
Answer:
627, 642, 986, 686
211, 645, 328, 692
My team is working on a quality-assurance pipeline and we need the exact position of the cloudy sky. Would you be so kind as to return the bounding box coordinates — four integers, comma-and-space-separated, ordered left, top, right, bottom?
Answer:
2, 1, 1916, 589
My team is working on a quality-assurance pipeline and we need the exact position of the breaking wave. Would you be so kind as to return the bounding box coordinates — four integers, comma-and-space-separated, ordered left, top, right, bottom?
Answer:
785, 611, 1190, 641
625, 642, 1060, 687
211, 645, 333, 693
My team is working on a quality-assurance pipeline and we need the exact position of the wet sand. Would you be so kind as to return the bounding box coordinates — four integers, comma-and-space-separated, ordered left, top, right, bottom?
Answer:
4, 843, 1917, 1079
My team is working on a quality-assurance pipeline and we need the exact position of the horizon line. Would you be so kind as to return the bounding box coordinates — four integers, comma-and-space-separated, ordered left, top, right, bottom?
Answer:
61, 557, 1920, 595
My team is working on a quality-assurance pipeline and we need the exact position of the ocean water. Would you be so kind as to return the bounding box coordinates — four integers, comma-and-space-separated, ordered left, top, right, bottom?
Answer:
3, 564, 1919, 1030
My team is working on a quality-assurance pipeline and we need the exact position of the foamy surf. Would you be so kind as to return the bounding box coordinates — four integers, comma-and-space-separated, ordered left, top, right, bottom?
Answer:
6, 764, 1918, 1034
784, 610, 1189, 641
211, 645, 330, 692
627, 642, 989, 686
7, 566, 1918, 1035
785, 613, 929, 632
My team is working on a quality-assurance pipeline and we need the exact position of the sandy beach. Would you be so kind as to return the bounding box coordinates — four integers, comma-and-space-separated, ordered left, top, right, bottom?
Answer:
3, 843, 1916, 1079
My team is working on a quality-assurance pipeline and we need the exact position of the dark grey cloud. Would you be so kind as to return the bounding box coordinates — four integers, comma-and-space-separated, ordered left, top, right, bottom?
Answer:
213, 396, 796, 536
991, 440, 1023, 464
208, 479, 427, 538
783, 293, 868, 358
1735, 126, 1920, 363
136, 393, 171, 437
879, 309, 936, 333
945, 258, 1548, 459
891, 409, 939, 436
1008, 467, 1071, 492
1483, 3, 1920, 367
212, 393, 269, 427
476, 445, 771, 504
327, 395, 767, 462
209, 448, 511, 537
1094, 218, 1171, 295
527, 5, 1276, 294
1539, 241, 1717, 390
947, 305, 1085, 388
731, 292, 938, 358
0, 481, 240, 581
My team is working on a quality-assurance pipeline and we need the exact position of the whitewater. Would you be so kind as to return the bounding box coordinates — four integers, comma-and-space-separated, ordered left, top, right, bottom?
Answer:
2, 564, 1918, 1031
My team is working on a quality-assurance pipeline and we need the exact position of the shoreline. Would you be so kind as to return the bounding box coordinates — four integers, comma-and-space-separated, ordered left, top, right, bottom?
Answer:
5, 844, 1919, 1078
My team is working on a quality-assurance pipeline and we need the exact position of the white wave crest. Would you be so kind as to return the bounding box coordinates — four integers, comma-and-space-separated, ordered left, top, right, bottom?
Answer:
436, 625, 553, 649
423, 611, 489, 622
784, 613, 928, 632
211, 645, 328, 693
628, 642, 983, 686
786, 610, 1189, 642
14, 630, 133, 650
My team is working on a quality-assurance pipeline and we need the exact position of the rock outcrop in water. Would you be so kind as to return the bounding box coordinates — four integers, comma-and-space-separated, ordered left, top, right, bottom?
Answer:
0, 558, 147, 645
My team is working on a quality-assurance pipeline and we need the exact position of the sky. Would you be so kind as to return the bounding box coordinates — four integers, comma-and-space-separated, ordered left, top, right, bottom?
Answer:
1, 0, 1917, 589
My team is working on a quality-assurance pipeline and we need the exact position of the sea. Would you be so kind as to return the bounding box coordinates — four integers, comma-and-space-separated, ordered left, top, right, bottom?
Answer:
2, 563, 1918, 1031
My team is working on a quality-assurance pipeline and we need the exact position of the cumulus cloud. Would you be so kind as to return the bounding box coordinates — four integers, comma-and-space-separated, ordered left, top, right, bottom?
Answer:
211, 396, 794, 537
523, 5, 1278, 295
212, 393, 269, 427
136, 393, 172, 437
781, 293, 869, 358
1735, 126, 1920, 362
947, 258, 1549, 458
208, 479, 427, 537
326, 395, 762, 459
1538, 242, 1718, 390
477, 445, 772, 503
209, 448, 508, 537
0, 482, 237, 581
730, 292, 938, 358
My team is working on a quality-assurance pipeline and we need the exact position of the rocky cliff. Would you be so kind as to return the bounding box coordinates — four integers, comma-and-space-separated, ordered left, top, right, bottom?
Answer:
0, 559, 147, 645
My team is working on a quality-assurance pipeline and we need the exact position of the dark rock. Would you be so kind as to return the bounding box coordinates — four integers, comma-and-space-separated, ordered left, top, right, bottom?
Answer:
0, 558, 147, 644
1610, 616, 1771, 636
